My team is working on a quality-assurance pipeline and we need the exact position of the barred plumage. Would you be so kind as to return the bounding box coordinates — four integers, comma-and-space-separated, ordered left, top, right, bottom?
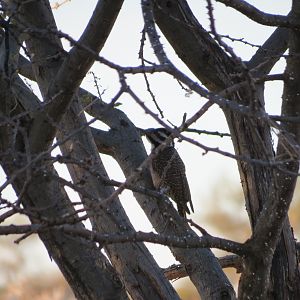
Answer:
144, 128, 194, 218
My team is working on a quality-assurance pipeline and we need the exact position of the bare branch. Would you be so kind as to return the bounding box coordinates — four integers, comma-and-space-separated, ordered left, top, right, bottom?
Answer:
248, 27, 289, 77
0, 223, 245, 255
216, 0, 293, 28
28, 0, 124, 153
164, 255, 242, 280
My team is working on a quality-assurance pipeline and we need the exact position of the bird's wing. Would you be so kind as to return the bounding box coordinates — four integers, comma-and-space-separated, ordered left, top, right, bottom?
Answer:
151, 147, 194, 216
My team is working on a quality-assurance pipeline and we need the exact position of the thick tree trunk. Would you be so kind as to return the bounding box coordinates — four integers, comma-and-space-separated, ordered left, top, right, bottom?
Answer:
56, 97, 179, 300
152, 0, 300, 298
1, 0, 179, 299
272, 6, 300, 296
0, 76, 127, 299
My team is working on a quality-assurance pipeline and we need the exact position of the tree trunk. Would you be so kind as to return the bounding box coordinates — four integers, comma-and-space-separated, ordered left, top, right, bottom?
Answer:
152, 0, 300, 298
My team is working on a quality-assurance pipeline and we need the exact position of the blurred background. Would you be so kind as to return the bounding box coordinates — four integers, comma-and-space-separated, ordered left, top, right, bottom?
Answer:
0, 0, 296, 299
1, 182, 299, 299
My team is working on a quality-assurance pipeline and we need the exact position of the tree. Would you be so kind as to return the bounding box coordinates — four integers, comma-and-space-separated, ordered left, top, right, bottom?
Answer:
0, 0, 299, 299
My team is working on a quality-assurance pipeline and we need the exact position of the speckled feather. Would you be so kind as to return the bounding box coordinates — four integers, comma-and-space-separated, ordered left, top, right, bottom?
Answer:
150, 146, 194, 217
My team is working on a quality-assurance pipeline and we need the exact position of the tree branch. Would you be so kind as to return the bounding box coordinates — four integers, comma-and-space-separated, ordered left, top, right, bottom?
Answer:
248, 27, 289, 77
216, 0, 293, 28
164, 255, 242, 280
238, 2, 300, 299
22, 0, 124, 154
0, 223, 245, 255
150, 1, 299, 298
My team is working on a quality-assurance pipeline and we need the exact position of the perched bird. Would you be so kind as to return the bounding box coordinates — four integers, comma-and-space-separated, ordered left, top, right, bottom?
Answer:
144, 128, 194, 218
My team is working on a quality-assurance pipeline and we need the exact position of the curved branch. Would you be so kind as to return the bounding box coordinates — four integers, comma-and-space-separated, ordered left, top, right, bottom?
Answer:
24, 0, 124, 153
239, 3, 300, 298
216, 0, 293, 28
248, 27, 289, 77
0, 224, 245, 255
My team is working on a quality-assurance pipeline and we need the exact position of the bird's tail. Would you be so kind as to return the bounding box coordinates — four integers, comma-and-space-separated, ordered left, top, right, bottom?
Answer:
177, 203, 190, 218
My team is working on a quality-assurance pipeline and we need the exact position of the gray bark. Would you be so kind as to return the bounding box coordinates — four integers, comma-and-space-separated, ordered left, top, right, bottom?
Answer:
1, 0, 178, 299
1, 0, 299, 299
151, 0, 300, 298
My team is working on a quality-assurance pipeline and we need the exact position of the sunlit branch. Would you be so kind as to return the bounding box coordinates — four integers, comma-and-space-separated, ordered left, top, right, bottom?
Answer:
164, 254, 242, 280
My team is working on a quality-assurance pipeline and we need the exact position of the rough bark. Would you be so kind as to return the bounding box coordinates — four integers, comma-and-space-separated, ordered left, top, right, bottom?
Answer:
0, 75, 127, 299
56, 97, 179, 300
152, 0, 300, 298
1, 0, 299, 299
271, 3, 300, 297
81, 93, 236, 299
1, 0, 179, 299
8, 38, 179, 300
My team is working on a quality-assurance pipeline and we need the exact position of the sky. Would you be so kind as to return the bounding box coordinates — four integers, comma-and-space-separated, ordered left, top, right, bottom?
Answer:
0, 0, 293, 292
52, 0, 290, 231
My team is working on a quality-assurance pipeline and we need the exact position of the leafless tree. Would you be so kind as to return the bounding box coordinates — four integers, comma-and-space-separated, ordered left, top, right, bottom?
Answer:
0, 0, 299, 299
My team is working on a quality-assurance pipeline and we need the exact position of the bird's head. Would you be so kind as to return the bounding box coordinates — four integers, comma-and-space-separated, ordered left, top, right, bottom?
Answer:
144, 128, 175, 149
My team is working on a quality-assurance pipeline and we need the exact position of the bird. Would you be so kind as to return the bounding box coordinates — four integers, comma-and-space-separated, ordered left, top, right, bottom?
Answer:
144, 127, 194, 218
